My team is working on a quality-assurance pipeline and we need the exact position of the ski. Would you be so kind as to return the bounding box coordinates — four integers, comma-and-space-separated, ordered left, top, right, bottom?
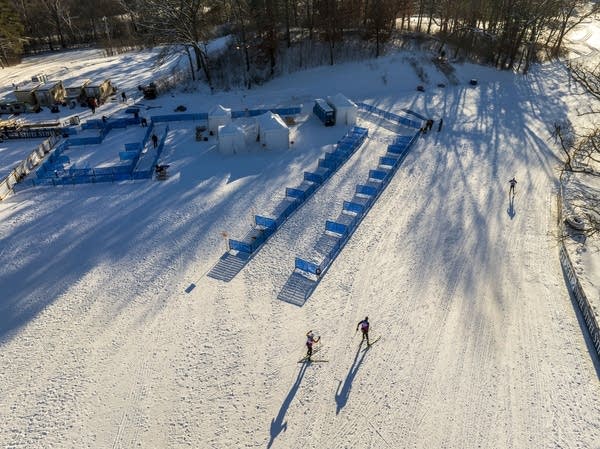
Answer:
298, 359, 329, 363
363, 336, 381, 349
298, 346, 321, 363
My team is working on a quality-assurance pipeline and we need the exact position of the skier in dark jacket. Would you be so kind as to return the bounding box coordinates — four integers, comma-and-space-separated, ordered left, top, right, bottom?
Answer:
356, 317, 370, 345
509, 177, 517, 196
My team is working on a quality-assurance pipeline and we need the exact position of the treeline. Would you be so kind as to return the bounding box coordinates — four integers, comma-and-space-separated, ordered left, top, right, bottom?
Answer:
1, 0, 598, 80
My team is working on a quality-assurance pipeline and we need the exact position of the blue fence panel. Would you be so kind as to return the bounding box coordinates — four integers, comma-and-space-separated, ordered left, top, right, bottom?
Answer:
369, 169, 390, 182
112, 164, 132, 174
113, 172, 132, 181
68, 136, 102, 146
132, 170, 151, 180
70, 168, 93, 177
303, 182, 317, 197
82, 120, 103, 129
356, 184, 378, 197
150, 113, 207, 122
94, 174, 114, 183
71, 175, 92, 184
272, 107, 302, 116
229, 239, 253, 254
402, 108, 428, 121
343, 201, 365, 215
247, 109, 269, 117
325, 220, 348, 236
119, 151, 138, 161
388, 144, 407, 154
92, 167, 112, 175
380, 156, 398, 167
295, 257, 320, 275
318, 158, 339, 170
124, 142, 142, 152
35, 178, 55, 186
286, 187, 305, 200
304, 171, 323, 184
255, 215, 277, 230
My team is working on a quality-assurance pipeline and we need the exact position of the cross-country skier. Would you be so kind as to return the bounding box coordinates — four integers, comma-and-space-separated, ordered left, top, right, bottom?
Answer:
356, 317, 370, 345
305, 330, 320, 360
509, 177, 517, 196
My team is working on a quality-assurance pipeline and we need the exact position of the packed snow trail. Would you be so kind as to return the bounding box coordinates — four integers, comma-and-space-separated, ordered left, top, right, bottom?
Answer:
0, 51, 599, 449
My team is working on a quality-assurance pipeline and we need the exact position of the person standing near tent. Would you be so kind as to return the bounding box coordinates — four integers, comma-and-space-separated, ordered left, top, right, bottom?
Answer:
356, 317, 370, 345
509, 177, 517, 196
305, 330, 320, 360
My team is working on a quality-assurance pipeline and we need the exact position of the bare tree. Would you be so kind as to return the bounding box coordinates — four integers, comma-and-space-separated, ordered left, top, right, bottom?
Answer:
135, 0, 217, 89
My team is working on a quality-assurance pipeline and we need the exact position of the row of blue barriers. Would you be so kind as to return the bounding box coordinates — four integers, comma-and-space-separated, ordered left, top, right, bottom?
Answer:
290, 132, 419, 283
225, 126, 369, 257
356, 102, 424, 129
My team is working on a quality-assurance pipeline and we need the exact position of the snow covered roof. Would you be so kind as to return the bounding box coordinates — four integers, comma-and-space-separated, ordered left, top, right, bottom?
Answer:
256, 111, 288, 130
209, 104, 232, 116
218, 123, 243, 135
14, 81, 43, 92
64, 78, 91, 88
328, 93, 357, 108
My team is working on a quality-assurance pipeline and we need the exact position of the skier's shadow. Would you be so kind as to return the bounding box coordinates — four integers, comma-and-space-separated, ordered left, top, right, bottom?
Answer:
267, 362, 308, 448
507, 192, 516, 219
335, 342, 369, 414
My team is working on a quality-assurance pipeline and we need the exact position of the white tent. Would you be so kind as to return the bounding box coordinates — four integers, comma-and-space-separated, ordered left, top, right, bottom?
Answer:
327, 93, 358, 125
208, 104, 232, 134
236, 117, 259, 144
257, 112, 289, 150
218, 123, 246, 155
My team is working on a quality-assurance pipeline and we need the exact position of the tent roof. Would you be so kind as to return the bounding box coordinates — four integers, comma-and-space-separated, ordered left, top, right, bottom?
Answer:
257, 111, 288, 131
328, 93, 357, 108
209, 104, 232, 116
219, 123, 243, 135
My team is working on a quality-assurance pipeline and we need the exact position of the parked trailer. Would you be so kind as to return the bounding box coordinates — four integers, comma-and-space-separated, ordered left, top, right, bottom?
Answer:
313, 98, 335, 126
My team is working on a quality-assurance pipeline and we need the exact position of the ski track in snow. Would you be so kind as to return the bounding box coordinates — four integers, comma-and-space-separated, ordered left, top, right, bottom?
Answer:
1, 45, 600, 449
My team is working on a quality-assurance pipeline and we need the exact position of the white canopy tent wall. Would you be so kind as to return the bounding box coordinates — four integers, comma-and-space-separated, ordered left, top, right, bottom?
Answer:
218, 123, 246, 155
327, 93, 358, 126
208, 104, 232, 135
256, 112, 289, 150
236, 117, 259, 144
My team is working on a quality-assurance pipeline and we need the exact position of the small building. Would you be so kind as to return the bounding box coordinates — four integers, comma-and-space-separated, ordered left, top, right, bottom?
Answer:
0, 99, 26, 115
257, 111, 289, 150
208, 104, 232, 135
218, 123, 246, 155
83, 79, 115, 103
13, 81, 43, 106
34, 80, 66, 106
313, 98, 335, 126
327, 93, 358, 126
65, 78, 91, 102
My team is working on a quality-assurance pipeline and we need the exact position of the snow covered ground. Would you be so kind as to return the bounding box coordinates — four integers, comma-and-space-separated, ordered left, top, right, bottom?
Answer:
0, 37, 599, 449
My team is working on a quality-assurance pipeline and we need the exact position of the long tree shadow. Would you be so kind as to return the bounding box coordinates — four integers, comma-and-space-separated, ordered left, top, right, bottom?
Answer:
335, 342, 369, 414
267, 362, 309, 448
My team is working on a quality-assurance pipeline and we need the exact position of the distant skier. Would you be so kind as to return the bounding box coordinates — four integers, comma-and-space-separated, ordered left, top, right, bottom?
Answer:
305, 330, 320, 360
151, 133, 158, 148
356, 317, 370, 345
121, 91, 127, 102
509, 177, 517, 196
